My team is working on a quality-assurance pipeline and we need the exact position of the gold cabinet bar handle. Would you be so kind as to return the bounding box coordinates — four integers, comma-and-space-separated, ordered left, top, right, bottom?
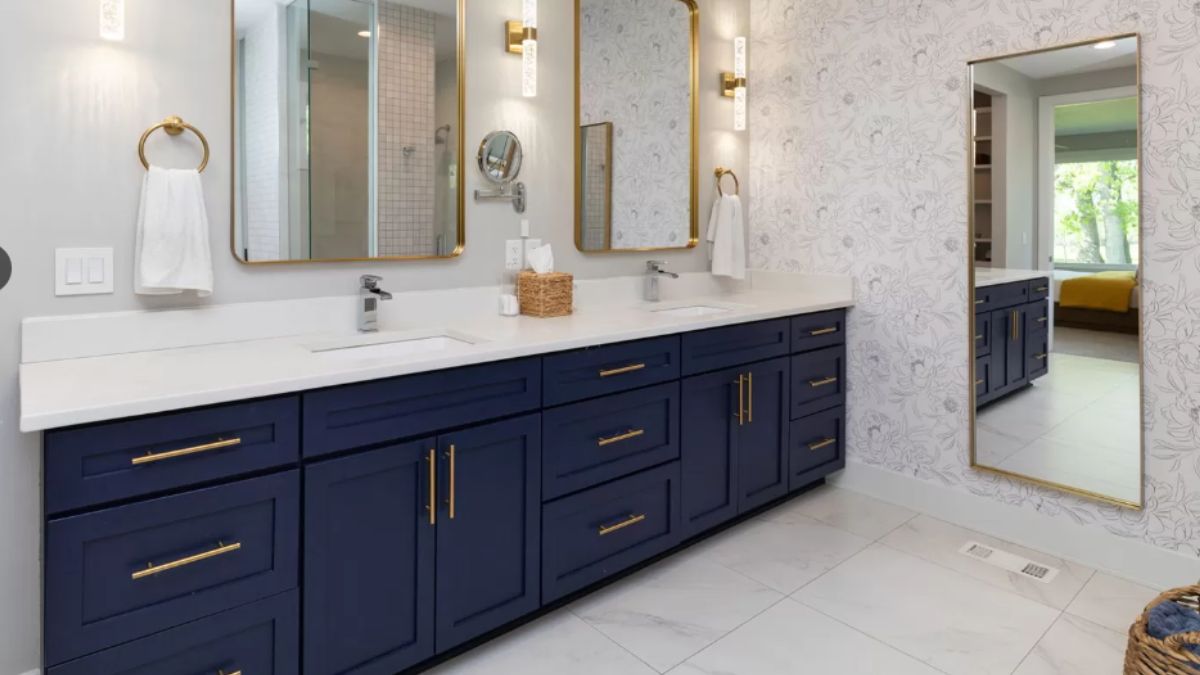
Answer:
597, 429, 645, 447
735, 375, 745, 426
747, 371, 754, 423
131, 438, 242, 466
448, 445, 456, 520
599, 363, 646, 377
975, 379, 985, 386
598, 513, 646, 536
428, 450, 437, 526
807, 438, 837, 451
1037, 317, 1047, 323
1011, 310, 1018, 341
132, 541, 241, 581
809, 376, 838, 388
1035, 353, 1048, 361
809, 327, 838, 336
219, 670, 242, 675
975, 334, 983, 341
975, 299, 984, 305
1036, 286, 1048, 292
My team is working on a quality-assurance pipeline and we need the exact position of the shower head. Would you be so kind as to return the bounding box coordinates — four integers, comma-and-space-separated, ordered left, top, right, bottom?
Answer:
435, 124, 452, 145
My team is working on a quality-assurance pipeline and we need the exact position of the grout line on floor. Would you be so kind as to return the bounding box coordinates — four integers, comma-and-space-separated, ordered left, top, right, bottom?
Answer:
565, 603, 666, 675
872, 510, 919, 543
655, 592, 793, 673
1005, 608, 1065, 675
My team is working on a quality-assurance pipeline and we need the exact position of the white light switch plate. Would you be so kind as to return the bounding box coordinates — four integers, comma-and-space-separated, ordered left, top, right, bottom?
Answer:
504, 240, 523, 271
56, 248, 114, 296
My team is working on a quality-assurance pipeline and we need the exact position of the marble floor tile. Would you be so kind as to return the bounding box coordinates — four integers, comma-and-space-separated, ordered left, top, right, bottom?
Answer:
778, 485, 917, 540
694, 513, 871, 594
1013, 614, 1127, 675
427, 610, 657, 675
997, 436, 1141, 505
795, 544, 1060, 675
669, 598, 943, 675
570, 555, 783, 672
879, 515, 1095, 610
1067, 572, 1162, 634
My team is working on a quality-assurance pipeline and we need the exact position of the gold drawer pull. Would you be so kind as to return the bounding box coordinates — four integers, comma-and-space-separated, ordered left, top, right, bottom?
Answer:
975, 334, 983, 340
809, 376, 838, 388
809, 327, 838, 336
219, 670, 242, 675
735, 374, 745, 426
598, 513, 646, 536
599, 363, 646, 378
1037, 317, 1047, 323
428, 450, 437, 526
598, 429, 645, 447
975, 299, 984, 305
131, 438, 242, 466
975, 379, 985, 386
747, 371, 754, 423
808, 438, 837, 451
1035, 286, 1048, 292
447, 445, 457, 520
1035, 353, 1048, 361
132, 541, 242, 580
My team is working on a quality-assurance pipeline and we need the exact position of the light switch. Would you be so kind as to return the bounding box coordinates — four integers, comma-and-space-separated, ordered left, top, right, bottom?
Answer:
56, 248, 114, 296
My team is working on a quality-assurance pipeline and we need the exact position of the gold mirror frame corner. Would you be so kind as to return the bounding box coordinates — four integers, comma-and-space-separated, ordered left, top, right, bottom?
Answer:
966, 32, 1145, 510
573, 0, 701, 255
229, 0, 468, 266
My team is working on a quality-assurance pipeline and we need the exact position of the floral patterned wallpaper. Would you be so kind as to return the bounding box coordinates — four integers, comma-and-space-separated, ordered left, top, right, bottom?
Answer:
750, 0, 1200, 557
580, 0, 693, 249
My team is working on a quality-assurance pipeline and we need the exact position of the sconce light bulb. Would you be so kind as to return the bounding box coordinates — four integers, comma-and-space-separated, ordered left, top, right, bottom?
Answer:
522, 39, 538, 97
734, 86, 747, 132
523, 0, 538, 30
734, 36, 747, 79
100, 0, 125, 42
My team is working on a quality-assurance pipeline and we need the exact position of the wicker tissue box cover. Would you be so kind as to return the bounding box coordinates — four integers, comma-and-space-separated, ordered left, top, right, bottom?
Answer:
518, 271, 574, 318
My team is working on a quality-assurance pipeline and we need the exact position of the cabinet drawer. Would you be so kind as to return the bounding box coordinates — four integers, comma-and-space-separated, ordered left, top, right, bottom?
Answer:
681, 319, 789, 376
543, 383, 680, 499
1026, 329, 1049, 381
789, 407, 845, 490
303, 358, 540, 457
791, 310, 846, 353
1029, 278, 1051, 301
45, 472, 300, 665
975, 356, 992, 403
790, 346, 846, 419
1025, 300, 1049, 330
542, 463, 681, 602
975, 281, 1031, 312
975, 313, 992, 358
44, 397, 299, 515
543, 336, 680, 406
48, 592, 299, 675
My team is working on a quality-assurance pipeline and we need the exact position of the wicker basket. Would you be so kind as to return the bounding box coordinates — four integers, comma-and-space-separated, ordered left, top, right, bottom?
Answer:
1126, 585, 1200, 674
517, 271, 573, 318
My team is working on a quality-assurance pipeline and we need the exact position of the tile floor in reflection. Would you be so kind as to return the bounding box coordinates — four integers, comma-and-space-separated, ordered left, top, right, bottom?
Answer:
429, 486, 1160, 675
976, 350, 1141, 504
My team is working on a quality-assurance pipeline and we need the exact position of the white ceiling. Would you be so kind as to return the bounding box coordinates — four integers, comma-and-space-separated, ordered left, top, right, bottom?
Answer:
1000, 38, 1138, 79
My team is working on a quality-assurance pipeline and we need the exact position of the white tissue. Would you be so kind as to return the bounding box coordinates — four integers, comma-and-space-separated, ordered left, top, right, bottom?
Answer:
527, 244, 555, 274
500, 293, 521, 316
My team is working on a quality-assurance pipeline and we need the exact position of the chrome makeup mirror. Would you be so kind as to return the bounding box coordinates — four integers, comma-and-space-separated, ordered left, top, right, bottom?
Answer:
474, 131, 527, 214
968, 35, 1143, 508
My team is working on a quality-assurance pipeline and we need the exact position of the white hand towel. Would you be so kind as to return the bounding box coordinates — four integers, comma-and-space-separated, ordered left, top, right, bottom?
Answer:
706, 194, 746, 280
135, 166, 214, 296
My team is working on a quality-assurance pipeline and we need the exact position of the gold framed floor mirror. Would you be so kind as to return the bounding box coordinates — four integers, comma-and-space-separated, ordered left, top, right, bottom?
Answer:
967, 34, 1145, 509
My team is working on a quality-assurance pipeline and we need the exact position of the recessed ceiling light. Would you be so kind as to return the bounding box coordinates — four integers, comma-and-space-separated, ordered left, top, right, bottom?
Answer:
1094, 40, 1118, 50
358, 30, 372, 38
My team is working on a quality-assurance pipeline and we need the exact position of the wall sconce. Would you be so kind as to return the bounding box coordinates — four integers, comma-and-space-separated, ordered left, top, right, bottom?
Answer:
720, 37, 748, 131
100, 0, 125, 41
505, 0, 538, 97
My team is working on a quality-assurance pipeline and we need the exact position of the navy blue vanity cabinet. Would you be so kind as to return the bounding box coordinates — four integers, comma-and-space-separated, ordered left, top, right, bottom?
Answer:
680, 365, 741, 537
681, 319, 790, 376
48, 592, 300, 675
975, 279, 1050, 406
435, 414, 541, 652
303, 439, 435, 675
543, 336, 680, 405
789, 406, 846, 490
737, 357, 791, 512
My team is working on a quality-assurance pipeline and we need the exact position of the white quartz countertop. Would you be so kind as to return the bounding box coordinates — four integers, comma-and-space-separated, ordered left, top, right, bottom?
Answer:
20, 273, 854, 432
975, 267, 1050, 288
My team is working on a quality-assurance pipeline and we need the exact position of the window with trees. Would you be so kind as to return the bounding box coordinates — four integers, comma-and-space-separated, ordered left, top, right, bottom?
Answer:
1053, 159, 1139, 267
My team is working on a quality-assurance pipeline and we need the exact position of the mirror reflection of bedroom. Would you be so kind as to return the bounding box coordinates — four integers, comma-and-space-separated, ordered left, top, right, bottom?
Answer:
969, 36, 1142, 507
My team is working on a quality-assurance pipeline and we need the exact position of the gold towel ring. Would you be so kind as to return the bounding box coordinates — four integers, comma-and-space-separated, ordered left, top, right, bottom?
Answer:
715, 167, 740, 197
139, 116, 210, 172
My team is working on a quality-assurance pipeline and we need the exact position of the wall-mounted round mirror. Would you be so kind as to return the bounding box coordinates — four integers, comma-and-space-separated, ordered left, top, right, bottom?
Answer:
478, 131, 524, 185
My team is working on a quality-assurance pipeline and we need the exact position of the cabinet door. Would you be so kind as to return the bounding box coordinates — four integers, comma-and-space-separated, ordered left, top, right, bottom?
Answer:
435, 414, 541, 652
681, 366, 741, 538
1006, 306, 1029, 385
737, 357, 790, 512
304, 440, 435, 675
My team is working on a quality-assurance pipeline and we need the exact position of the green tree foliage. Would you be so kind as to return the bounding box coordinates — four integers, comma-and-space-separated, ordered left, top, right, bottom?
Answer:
1054, 160, 1138, 265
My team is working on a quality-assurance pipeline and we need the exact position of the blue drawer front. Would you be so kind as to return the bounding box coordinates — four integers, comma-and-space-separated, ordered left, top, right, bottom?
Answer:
543, 336, 680, 406
1025, 300, 1049, 330
975, 313, 992, 357
303, 358, 541, 457
791, 310, 846, 353
790, 346, 846, 419
681, 319, 790, 376
789, 407, 846, 491
45, 396, 299, 515
542, 462, 681, 603
1029, 278, 1051, 301
48, 592, 299, 675
542, 382, 680, 499
45, 472, 300, 665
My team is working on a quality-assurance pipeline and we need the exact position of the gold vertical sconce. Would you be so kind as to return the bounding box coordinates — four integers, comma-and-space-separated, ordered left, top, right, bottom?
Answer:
505, 0, 538, 97
720, 37, 748, 131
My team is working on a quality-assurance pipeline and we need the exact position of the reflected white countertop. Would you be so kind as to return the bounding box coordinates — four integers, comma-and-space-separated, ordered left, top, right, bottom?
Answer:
19, 271, 854, 432
975, 267, 1050, 288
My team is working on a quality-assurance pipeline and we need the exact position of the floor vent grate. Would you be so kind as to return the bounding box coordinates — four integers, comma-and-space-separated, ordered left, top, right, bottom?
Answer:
957, 541, 1060, 584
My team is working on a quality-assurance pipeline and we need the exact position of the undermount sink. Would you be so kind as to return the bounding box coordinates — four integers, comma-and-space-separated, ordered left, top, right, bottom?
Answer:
306, 330, 481, 360
650, 304, 735, 318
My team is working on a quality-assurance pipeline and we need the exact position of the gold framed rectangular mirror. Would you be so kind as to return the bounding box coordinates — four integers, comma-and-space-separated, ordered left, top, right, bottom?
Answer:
968, 34, 1144, 509
574, 0, 699, 253
231, 0, 465, 264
